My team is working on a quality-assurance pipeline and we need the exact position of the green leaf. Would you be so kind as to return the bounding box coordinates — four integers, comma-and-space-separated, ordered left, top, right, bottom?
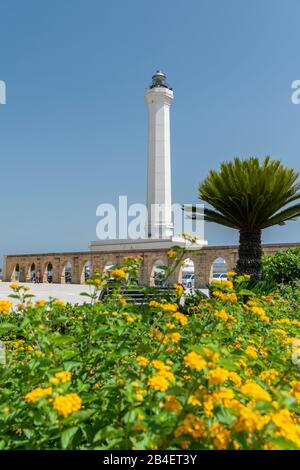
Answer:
73, 410, 95, 422
49, 334, 75, 345
239, 289, 255, 296
8, 294, 21, 299
61, 426, 79, 449
0, 323, 18, 334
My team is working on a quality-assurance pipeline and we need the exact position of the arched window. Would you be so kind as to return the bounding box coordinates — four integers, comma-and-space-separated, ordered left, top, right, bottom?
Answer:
150, 260, 166, 287
104, 261, 115, 277
47, 263, 53, 283
62, 261, 72, 284
179, 258, 195, 291
13, 264, 20, 281
30, 263, 36, 282
83, 261, 92, 282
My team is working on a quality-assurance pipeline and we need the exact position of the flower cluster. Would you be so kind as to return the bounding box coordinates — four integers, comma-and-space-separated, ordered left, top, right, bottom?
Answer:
52, 393, 82, 417
148, 360, 175, 392
49, 371, 72, 385
0, 299, 13, 315
24, 387, 53, 403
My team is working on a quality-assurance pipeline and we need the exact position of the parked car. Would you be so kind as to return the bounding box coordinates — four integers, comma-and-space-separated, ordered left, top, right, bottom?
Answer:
212, 273, 228, 281
182, 273, 195, 289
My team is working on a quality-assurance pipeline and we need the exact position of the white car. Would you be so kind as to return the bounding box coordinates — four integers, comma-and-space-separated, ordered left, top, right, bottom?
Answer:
212, 273, 228, 281
182, 273, 195, 289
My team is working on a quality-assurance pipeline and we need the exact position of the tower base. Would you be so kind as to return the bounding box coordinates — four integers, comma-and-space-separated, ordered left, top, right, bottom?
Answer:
89, 237, 207, 252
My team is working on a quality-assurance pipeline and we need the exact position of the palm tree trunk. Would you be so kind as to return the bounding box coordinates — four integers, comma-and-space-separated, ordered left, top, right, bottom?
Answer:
237, 229, 262, 280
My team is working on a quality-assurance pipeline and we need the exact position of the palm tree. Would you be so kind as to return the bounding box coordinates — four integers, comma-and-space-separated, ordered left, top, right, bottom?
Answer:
195, 156, 300, 280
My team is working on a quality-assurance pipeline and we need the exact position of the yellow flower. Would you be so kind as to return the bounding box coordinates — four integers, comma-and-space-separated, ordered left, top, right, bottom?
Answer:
261, 315, 270, 323
179, 440, 191, 449
212, 291, 237, 303
148, 300, 161, 308
174, 284, 184, 296
240, 381, 271, 402
251, 306, 265, 316
54, 300, 65, 307
10, 283, 19, 289
111, 268, 126, 280
184, 352, 207, 371
208, 367, 229, 385
211, 388, 235, 407
290, 381, 300, 404
172, 312, 188, 326
202, 348, 220, 362
187, 394, 201, 406
135, 389, 146, 401
228, 371, 242, 387
53, 393, 82, 417
163, 332, 181, 344
0, 300, 13, 315
167, 249, 177, 260
211, 279, 233, 290
161, 395, 181, 414
124, 314, 136, 323
271, 409, 300, 447
203, 395, 214, 417
273, 328, 287, 336
148, 374, 170, 392
2, 406, 10, 413
226, 271, 237, 277
259, 369, 280, 385
49, 377, 60, 385
175, 414, 205, 439
152, 360, 167, 371
136, 356, 149, 367
245, 346, 258, 358
215, 309, 228, 322
52, 371, 72, 384
234, 406, 270, 433
161, 303, 178, 313
35, 299, 46, 308
207, 423, 231, 449
24, 387, 53, 403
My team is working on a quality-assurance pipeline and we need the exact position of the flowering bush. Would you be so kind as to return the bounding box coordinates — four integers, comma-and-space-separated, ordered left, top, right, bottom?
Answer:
0, 259, 300, 450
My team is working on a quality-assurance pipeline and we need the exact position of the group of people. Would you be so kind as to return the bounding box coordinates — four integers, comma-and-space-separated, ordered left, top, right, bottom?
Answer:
31, 271, 41, 283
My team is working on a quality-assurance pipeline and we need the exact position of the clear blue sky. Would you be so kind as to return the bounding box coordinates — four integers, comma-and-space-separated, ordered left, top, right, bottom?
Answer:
1, 0, 300, 264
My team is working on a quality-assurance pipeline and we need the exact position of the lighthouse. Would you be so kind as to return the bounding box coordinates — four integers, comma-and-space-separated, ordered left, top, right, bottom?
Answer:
145, 71, 174, 239
90, 71, 207, 252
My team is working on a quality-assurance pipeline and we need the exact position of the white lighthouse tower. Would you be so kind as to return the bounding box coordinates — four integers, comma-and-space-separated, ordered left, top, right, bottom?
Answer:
145, 71, 174, 239
90, 71, 207, 252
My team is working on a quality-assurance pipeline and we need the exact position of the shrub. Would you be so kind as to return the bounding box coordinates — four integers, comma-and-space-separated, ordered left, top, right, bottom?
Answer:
262, 248, 300, 285
0, 249, 300, 450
